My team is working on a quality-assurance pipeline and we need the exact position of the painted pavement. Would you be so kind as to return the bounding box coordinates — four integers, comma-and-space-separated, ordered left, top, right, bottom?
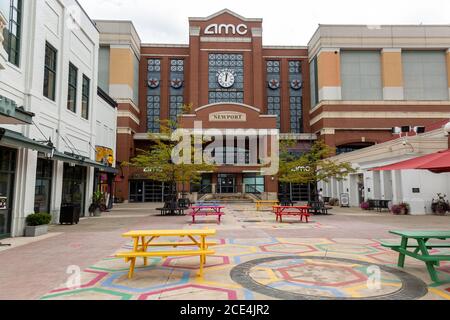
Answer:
41, 206, 450, 300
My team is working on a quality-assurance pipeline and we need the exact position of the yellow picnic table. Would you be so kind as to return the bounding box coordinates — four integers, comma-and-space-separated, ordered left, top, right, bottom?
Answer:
117, 229, 217, 279
255, 200, 280, 211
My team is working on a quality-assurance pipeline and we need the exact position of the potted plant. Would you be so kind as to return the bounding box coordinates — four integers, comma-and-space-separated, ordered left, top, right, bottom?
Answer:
391, 202, 410, 215
329, 198, 339, 207
25, 213, 52, 237
89, 191, 105, 217
431, 193, 449, 215
360, 201, 370, 211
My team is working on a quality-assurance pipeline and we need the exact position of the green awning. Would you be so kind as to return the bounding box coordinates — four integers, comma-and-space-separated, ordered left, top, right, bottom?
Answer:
0, 96, 34, 125
53, 151, 118, 174
0, 128, 54, 154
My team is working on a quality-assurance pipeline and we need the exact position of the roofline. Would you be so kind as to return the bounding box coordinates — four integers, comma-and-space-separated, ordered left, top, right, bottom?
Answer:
93, 19, 142, 43
189, 9, 262, 22
75, 0, 99, 32
141, 43, 189, 48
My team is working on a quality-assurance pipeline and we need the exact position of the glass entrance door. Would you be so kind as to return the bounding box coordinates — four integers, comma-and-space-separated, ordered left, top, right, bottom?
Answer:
0, 147, 16, 239
218, 174, 236, 194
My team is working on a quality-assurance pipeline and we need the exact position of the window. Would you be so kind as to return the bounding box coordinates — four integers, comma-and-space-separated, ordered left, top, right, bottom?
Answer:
208, 53, 244, 104
81, 75, 90, 119
34, 159, 53, 214
43, 42, 57, 101
98, 46, 110, 94
310, 57, 319, 106
403, 51, 449, 101
3, 0, 22, 66
289, 61, 303, 133
169, 59, 184, 125
341, 50, 382, 100
266, 60, 281, 129
147, 59, 161, 133
67, 63, 78, 113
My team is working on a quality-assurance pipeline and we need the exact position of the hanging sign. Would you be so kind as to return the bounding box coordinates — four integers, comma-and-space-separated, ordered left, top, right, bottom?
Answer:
0, 197, 7, 210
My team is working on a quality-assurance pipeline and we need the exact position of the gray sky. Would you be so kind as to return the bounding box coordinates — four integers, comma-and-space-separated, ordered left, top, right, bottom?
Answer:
78, 0, 450, 45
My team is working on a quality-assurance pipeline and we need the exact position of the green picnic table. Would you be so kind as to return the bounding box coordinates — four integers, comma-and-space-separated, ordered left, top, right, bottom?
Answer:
382, 231, 450, 283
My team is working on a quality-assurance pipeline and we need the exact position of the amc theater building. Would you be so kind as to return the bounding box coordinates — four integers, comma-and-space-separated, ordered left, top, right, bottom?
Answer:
95, 10, 450, 203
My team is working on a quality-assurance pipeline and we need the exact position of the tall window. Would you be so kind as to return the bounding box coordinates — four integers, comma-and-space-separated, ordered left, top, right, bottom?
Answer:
340, 50, 382, 100
403, 50, 449, 101
208, 53, 244, 104
169, 59, 184, 125
81, 75, 90, 120
266, 60, 281, 129
147, 59, 161, 133
34, 159, 53, 214
310, 57, 319, 106
3, 0, 22, 66
289, 60, 303, 133
43, 42, 57, 101
67, 63, 78, 113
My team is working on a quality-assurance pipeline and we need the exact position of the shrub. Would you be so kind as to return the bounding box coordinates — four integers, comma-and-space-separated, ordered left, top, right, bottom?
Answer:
26, 213, 52, 226
360, 202, 370, 210
391, 203, 410, 215
329, 198, 340, 206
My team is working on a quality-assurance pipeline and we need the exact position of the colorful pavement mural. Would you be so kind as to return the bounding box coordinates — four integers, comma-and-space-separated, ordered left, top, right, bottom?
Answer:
41, 236, 450, 300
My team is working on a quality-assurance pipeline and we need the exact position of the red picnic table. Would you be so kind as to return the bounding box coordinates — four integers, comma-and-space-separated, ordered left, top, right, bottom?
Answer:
273, 206, 311, 223
189, 206, 225, 224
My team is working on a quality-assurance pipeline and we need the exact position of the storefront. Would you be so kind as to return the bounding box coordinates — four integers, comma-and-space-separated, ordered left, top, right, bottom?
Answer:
61, 164, 87, 218
34, 158, 53, 214
0, 146, 16, 239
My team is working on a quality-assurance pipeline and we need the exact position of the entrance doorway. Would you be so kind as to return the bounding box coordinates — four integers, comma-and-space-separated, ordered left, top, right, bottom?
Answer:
218, 174, 236, 194
0, 147, 16, 239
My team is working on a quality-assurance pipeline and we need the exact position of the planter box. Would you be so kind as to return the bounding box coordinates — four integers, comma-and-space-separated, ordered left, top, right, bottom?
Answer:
25, 225, 48, 237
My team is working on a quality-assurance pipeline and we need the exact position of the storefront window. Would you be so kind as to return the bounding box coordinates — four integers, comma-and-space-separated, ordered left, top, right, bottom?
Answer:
0, 146, 16, 238
61, 164, 86, 217
34, 158, 53, 214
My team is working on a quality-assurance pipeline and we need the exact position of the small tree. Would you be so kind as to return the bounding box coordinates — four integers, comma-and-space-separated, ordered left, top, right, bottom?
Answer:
279, 140, 356, 201
126, 112, 215, 202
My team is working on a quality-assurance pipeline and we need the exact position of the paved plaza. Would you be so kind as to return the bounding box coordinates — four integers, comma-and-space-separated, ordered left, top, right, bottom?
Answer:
0, 204, 450, 300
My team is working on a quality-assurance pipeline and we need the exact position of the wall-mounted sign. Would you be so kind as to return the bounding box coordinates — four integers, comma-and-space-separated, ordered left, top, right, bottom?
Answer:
209, 112, 247, 122
0, 197, 7, 210
96, 146, 114, 166
204, 23, 248, 36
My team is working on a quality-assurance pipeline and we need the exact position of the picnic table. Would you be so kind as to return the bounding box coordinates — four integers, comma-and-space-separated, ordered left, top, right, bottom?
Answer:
273, 206, 311, 223
382, 230, 450, 283
116, 229, 217, 279
255, 200, 280, 211
189, 206, 225, 224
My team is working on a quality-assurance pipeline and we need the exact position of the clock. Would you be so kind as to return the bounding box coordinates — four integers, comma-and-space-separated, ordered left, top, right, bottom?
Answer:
217, 69, 235, 88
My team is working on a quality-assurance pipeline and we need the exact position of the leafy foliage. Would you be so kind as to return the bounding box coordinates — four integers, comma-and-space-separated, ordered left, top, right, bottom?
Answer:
26, 213, 52, 226
279, 140, 356, 185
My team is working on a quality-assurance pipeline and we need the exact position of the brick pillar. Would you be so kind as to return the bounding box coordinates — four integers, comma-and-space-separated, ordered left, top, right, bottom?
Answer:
189, 27, 200, 108
252, 28, 263, 109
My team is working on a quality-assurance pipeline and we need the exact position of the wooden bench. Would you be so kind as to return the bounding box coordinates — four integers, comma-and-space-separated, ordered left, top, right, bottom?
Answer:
117, 229, 217, 278
383, 230, 450, 283
273, 206, 311, 223
255, 200, 280, 211
156, 201, 186, 216
117, 250, 215, 278
189, 206, 225, 224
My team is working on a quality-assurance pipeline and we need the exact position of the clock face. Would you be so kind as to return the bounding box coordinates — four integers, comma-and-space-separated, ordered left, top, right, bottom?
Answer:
217, 70, 236, 88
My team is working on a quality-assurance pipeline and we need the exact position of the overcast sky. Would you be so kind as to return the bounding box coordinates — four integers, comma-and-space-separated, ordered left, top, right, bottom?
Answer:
78, 0, 450, 45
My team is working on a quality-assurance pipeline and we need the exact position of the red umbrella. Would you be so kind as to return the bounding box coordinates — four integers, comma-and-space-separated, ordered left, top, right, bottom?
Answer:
371, 149, 450, 174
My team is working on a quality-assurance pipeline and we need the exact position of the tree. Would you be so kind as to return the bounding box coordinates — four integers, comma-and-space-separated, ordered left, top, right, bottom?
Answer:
279, 140, 356, 200
125, 111, 215, 202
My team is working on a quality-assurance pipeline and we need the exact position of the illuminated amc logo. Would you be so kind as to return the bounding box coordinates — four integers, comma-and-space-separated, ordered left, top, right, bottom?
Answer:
204, 24, 248, 36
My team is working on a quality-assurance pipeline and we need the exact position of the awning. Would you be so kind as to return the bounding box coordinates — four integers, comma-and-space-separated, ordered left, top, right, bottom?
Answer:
371, 149, 450, 174
0, 96, 34, 125
53, 151, 118, 174
0, 128, 54, 154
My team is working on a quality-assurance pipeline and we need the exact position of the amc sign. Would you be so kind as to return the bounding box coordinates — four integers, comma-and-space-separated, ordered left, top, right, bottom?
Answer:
204, 23, 248, 36
209, 112, 247, 122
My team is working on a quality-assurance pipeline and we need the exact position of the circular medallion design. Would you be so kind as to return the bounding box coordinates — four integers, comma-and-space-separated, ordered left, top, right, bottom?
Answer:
147, 78, 160, 89
268, 79, 280, 90
291, 79, 302, 90
230, 256, 428, 300
170, 78, 183, 89
217, 69, 236, 88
